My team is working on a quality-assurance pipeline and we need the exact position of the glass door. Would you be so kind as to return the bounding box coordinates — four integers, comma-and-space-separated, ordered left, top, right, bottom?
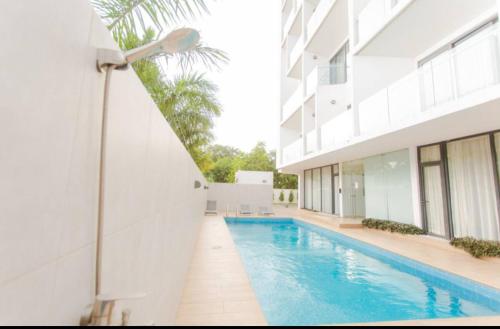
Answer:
422, 164, 448, 238
313, 168, 322, 212
321, 166, 333, 214
333, 164, 340, 215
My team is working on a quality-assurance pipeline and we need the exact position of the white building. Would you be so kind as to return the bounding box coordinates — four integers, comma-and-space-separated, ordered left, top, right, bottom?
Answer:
235, 171, 274, 185
279, 0, 500, 241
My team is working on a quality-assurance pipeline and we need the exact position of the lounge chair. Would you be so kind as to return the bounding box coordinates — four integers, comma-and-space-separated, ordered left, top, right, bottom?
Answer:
239, 204, 254, 216
258, 206, 274, 216
205, 200, 218, 215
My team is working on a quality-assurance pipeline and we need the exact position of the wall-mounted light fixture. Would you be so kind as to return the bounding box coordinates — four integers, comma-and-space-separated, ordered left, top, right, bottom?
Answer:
330, 100, 337, 105
194, 181, 202, 189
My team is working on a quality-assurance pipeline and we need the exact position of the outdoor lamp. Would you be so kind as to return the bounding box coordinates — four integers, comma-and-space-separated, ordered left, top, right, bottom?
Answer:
93, 28, 200, 300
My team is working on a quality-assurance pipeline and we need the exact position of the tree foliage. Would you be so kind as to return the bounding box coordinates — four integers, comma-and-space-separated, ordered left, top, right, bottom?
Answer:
92, 0, 228, 70
204, 142, 298, 189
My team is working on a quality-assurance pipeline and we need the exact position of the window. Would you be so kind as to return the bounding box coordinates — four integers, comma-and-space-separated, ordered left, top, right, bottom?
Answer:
321, 166, 333, 214
330, 41, 350, 85
313, 168, 322, 212
305, 170, 313, 210
447, 136, 500, 241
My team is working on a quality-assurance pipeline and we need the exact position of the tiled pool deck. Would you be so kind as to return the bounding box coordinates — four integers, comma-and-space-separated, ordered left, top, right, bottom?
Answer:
175, 208, 500, 326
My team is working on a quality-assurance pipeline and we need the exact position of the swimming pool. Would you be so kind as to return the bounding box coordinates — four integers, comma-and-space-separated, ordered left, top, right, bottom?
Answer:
225, 218, 500, 326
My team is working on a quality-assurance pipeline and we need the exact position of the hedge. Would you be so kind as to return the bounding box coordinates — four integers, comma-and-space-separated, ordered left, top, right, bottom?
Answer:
362, 219, 425, 235
451, 237, 500, 259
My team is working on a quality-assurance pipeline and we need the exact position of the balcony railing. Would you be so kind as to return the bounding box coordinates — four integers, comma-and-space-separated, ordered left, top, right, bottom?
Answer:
358, 25, 500, 137
356, 0, 401, 45
306, 64, 349, 97
305, 0, 335, 41
305, 130, 317, 154
282, 84, 303, 121
320, 110, 354, 150
282, 138, 303, 165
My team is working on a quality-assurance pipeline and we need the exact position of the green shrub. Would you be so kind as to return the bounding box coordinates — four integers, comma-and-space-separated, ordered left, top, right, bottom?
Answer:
288, 191, 295, 203
279, 190, 285, 203
451, 237, 500, 259
362, 219, 425, 235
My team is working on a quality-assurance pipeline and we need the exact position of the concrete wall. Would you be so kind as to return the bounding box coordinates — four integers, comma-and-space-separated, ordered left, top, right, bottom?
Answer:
207, 184, 273, 213
0, 0, 206, 325
235, 171, 274, 185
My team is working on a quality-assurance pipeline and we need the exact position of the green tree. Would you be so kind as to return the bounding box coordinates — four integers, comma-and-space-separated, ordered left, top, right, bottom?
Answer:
122, 30, 222, 172
208, 145, 243, 163
241, 142, 274, 172
208, 157, 236, 183
92, 0, 228, 70
288, 191, 295, 204
160, 73, 222, 158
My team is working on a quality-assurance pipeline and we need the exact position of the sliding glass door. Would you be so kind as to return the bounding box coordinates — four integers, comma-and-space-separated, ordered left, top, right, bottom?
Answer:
447, 136, 500, 241
333, 165, 340, 215
313, 168, 322, 212
305, 170, 312, 210
321, 166, 333, 214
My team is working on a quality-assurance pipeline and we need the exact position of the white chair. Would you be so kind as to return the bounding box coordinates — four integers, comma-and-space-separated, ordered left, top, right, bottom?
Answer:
239, 204, 254, 216
258, 206, 274, 216
205, 200, 218, 215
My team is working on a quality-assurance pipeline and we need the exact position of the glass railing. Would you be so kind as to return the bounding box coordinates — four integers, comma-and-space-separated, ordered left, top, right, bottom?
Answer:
306, 64, 349, 96
282, 138, 303, 165
305, 130, 318, 154
320, 110, 354, 150
356, 0, 402, 45
358, 25, 500, 137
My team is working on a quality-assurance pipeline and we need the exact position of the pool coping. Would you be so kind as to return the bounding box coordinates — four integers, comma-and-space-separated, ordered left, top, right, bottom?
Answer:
225, 215, 500, 326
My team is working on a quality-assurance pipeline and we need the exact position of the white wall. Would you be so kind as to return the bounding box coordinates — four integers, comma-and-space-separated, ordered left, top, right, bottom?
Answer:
207, 184, 273, 213
235, 171, 274, 185
0, 0, 206, 325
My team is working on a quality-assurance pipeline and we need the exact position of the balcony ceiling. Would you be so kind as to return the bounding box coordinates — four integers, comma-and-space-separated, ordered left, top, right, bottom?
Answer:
306, 0, 349, 57
281, 108, 302, 130
355, 0, 496, 57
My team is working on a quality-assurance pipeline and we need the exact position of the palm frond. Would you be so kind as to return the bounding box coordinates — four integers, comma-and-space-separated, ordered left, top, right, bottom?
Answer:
92, 0, 210, 47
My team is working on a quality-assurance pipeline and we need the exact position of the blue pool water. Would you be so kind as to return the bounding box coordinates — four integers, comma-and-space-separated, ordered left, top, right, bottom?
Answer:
225, 218, 500, 326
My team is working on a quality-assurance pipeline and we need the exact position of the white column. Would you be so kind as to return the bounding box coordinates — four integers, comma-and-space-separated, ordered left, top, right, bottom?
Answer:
409, 146, 423, 228
338, 162, 345, 217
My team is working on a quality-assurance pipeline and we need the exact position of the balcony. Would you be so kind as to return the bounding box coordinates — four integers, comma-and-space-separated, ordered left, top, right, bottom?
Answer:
306, 64, 348, 98
305, 130, 318, 155
282, 84, 303, 122
283, 0, 303, 41
358, 25, 500, 138
305, 0, 349, 56
320, 110, 355, 150
354, 0, 496, 57
282, 138, 303, 165
288, 34, 304, 77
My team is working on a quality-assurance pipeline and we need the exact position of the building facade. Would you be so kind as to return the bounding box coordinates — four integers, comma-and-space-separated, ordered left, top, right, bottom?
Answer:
278, 0, 500, 241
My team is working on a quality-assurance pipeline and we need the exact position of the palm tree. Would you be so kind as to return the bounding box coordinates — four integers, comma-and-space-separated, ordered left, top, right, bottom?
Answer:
92, 0, 228, 70
160, 73, 222, 155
